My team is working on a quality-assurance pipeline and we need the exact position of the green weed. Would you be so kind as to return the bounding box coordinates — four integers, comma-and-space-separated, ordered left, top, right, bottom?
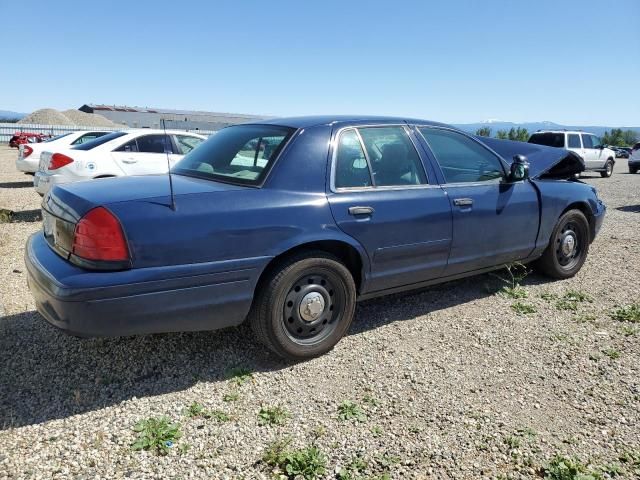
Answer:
131, 417, 181, 455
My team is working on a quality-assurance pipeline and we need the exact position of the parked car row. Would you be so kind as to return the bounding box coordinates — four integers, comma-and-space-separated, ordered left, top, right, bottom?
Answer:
25, 115, 606, 360
15, 129, 207, 195
527, 130, 616, 177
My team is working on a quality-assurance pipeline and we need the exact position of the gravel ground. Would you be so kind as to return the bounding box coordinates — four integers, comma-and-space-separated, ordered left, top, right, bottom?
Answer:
0, 144, 638, 479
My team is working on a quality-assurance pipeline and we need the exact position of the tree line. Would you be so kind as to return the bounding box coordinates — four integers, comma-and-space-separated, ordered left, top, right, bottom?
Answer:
475, 126, 638, 146
475, 126, 529, 141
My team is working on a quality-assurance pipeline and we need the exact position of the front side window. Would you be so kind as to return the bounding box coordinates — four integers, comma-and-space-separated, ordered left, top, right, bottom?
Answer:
419, 127, 504, 183
136, 134, 172, 154
568, 134, 582, 148
173, 124, 294, 185
581, 134, 593, 149
175, 135, 204, 155
590, 135, 602, 148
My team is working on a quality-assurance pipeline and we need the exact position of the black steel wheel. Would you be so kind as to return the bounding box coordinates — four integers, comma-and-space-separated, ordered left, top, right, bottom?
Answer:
249, 251, 356, 360
533, 209, 590, 279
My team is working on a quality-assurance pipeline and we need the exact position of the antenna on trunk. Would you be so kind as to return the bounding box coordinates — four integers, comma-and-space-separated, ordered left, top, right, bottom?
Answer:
161, 118, 176, 211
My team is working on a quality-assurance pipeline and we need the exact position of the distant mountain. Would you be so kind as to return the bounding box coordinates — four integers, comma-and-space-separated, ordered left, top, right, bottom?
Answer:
453, 121, 640, 138
0, 110, 26, 122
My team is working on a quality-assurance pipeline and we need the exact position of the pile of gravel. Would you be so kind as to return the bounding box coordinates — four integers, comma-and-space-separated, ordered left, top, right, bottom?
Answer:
17, 108, 117, 127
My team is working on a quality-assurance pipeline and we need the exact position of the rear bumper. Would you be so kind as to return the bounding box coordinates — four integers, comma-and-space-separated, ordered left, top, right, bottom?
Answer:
34, 172, 70, 195
16, 157, 38, 173
25, 233, 267, 337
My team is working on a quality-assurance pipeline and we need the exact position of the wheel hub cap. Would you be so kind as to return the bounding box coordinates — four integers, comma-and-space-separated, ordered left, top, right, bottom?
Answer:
299, 292, 325, 322
561, 233, 576, 256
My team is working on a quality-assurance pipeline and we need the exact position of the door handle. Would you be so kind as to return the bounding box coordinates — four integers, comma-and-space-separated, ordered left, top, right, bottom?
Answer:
348, 206, 374, 216
122, 159, 138, 164
453, 198, 473, 207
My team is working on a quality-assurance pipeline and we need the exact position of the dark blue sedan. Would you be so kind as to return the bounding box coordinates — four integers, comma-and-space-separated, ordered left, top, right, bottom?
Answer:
26, 116, 606, 359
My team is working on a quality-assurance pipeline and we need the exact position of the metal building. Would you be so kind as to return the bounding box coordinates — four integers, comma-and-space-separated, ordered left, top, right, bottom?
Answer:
78, 104, 266, 130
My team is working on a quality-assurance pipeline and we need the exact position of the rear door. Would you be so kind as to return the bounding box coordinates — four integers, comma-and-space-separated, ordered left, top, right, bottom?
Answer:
416, 127, 539, 276
567, 133, 585, 162
327, 125, 452, 293
111, 134, 174, 175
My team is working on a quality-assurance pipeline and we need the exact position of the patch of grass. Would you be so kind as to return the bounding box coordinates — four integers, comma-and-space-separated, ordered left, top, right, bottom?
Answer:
337, 401, 367, 422
209, 410, 231, 422
610, 304, 640, 323
602, 348, 620, 360
131, 417, 181, 455
556, 291, 593, 312
501, 285, 528, 299
226, 366, 253, 385
575, 313, 597, 324
511, 302, 537, 315
374, 453, 401, 469
223, 391, 240, 402
362, 394, 379, 407
262, 438, 326, 479
621, 326, 638, 337
505, 435, 521, 449
370, 425, 383, 437
336, 456, 367, 480
184, 401, 206, 418
540, 292, 559, 302
544, 455, 602, 480
258, 406, 289, 426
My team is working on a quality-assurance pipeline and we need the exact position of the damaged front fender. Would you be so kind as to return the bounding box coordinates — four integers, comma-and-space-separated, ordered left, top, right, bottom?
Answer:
478, 136, 585, 179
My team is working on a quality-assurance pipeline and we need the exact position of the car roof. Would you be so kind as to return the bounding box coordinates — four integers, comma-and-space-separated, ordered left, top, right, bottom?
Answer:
533, 130, 595, 135
254, 115, 450, 129
121, 129, 206, 136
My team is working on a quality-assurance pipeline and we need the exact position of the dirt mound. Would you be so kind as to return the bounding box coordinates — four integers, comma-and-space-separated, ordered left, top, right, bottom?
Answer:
17, 108, 118, 127
17, 108, 74, 126
61, 109, 117, 127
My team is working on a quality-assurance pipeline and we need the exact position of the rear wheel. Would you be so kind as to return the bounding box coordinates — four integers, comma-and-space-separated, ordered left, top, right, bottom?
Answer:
600, 159, 613, 178
533, 209, 590, 279
249, 251, 356, 360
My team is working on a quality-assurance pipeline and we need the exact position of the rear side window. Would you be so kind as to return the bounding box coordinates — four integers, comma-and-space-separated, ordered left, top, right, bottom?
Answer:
528, 132, 565, 148
567, 134, 581, 148
174, 135, 204, 155
419, 127, 504, 183
335, 129, 371, 188
581, 134, 593, 148
334, 126, 427, 189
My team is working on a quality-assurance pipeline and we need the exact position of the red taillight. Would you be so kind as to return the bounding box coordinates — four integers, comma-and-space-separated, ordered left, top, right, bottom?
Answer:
49, 153, 73, 170
72, 207, 129, 262
23, 145, 33, 158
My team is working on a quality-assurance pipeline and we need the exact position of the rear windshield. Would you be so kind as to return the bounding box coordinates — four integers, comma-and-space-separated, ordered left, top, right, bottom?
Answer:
72, 131, 127, 151
172, 124, 295, 185
45, 133, 73, 143
528, 133, 565, 148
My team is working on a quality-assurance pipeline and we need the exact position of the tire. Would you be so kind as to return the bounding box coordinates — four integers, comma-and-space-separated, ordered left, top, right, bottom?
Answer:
630, 166, 638, 174
249, 251, 356, 360
600, 159, 613, 178
533, 209, 590, 279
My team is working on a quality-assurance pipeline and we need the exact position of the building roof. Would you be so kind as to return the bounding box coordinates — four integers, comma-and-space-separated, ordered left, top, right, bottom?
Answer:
80, 104, 267, 120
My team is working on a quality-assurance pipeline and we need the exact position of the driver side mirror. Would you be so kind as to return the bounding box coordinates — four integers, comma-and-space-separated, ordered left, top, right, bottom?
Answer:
509, 154, 529, 182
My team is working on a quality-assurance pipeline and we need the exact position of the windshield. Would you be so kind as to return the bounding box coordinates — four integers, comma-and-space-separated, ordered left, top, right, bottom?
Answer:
528, 133, 565, 148
172, 124, 295, 185
72, 131, 127, 151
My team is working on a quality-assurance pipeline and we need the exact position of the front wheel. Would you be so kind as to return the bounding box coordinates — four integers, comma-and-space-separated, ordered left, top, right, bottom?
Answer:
600, 160, 613, 178
533, 209, 590, 279
249, 251, 356, 360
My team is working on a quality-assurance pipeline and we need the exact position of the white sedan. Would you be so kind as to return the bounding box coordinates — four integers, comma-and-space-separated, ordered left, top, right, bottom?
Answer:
33, 129, 207, 195
16, 130, 112, 173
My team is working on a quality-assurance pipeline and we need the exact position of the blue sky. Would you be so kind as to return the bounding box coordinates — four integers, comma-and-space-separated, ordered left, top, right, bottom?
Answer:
1, 0, 639, 125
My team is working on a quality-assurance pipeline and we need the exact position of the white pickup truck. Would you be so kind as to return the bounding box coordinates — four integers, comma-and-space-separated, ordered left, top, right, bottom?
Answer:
528, 130, 616, 178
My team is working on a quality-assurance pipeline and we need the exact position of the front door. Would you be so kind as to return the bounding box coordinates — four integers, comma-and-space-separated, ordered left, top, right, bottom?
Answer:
416, 127, 540, 276
327, 125, 452, 293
